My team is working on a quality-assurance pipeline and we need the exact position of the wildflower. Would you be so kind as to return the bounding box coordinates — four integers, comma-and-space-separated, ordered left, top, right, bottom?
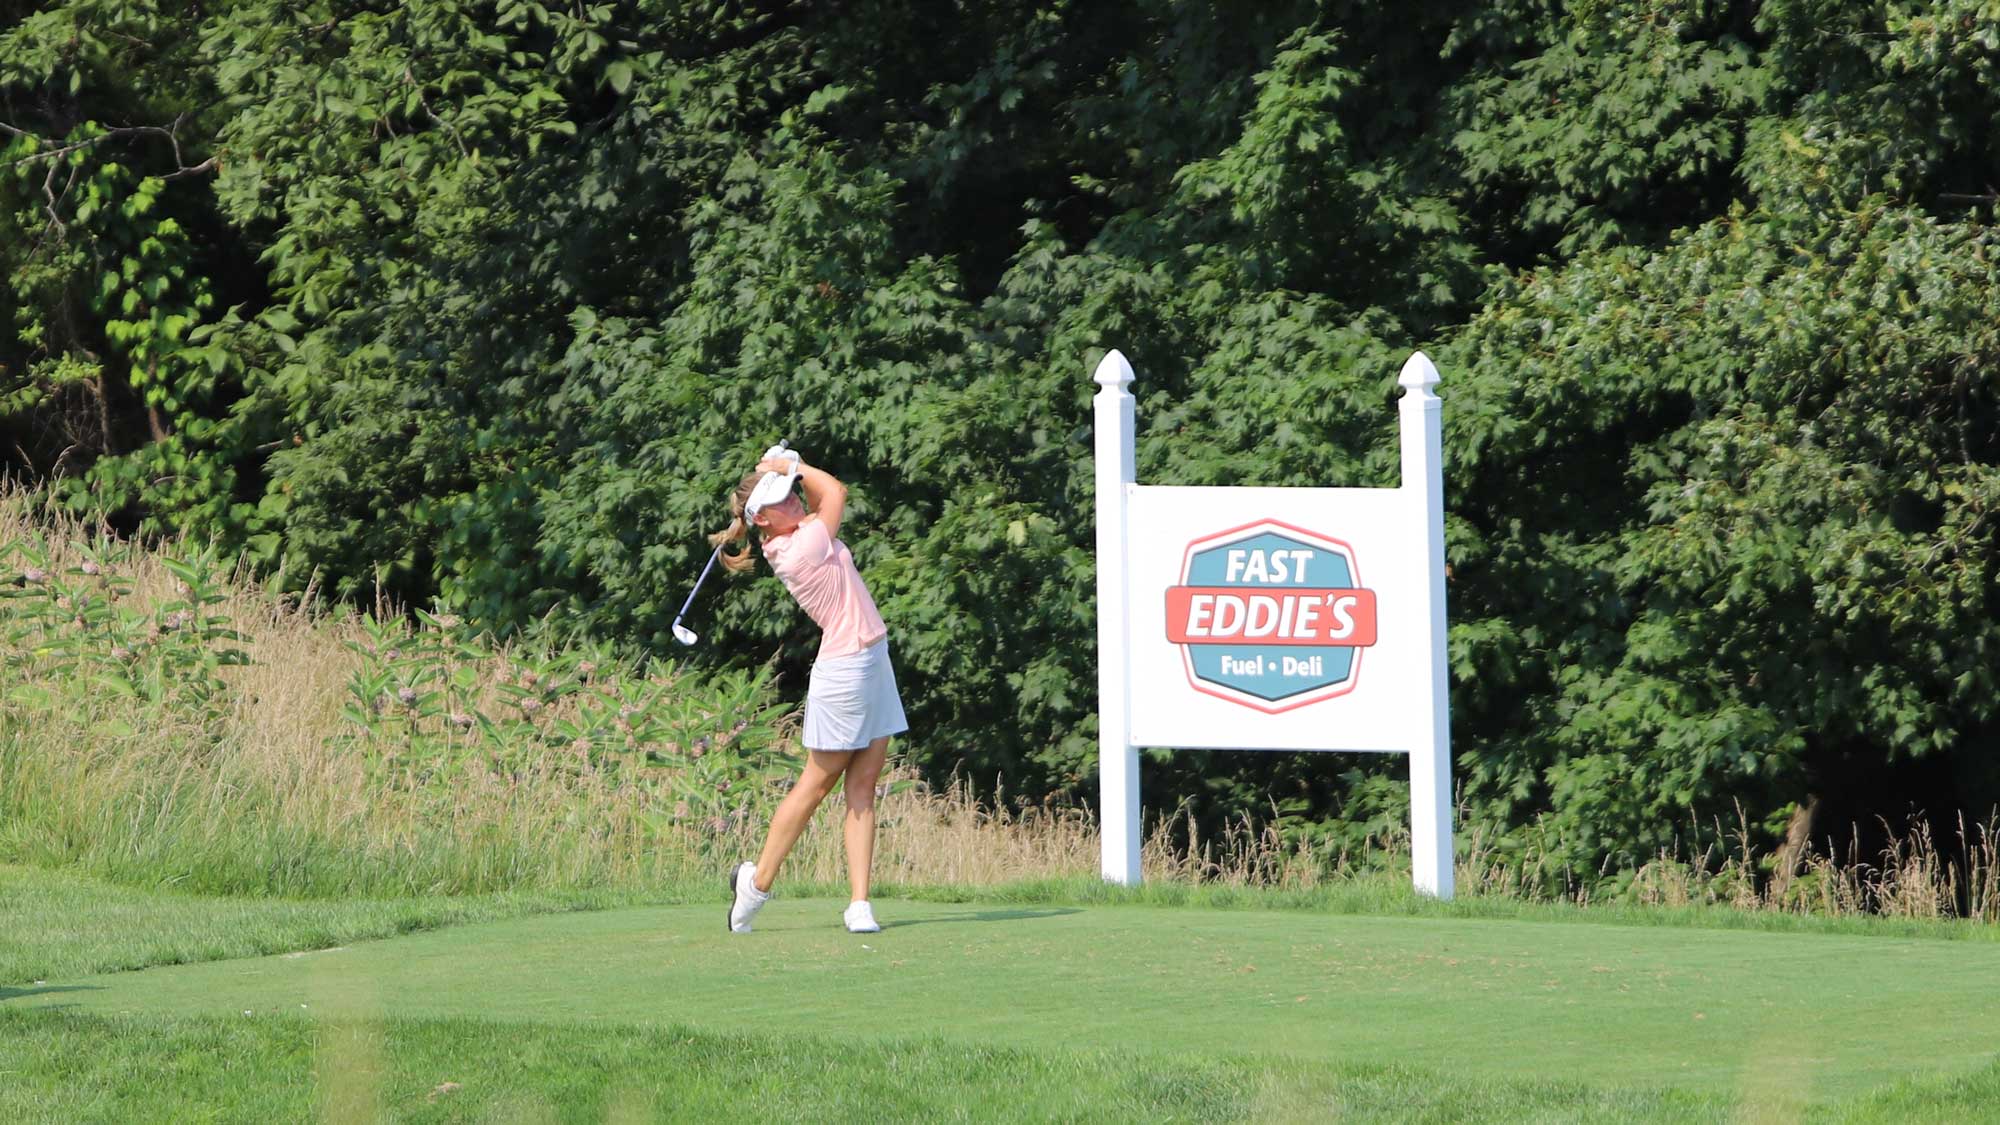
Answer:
717, 779, 731, 792
22, 567, 47, 584
733, 720, 749, 735
521, 698, 543, 715
449, 712, 474, 729
386, 648, 401, 661
691, 737, 708, 757
397, 687, 418, 707
56, 596, 72, 610
570, 738, 592, 755
578, 661, 596, 677
80, 561, 101, 576
111, 646, 135, 661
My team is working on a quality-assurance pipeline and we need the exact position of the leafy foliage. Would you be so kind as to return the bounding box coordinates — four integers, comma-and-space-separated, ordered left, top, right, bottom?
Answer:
0, 524, 800, 849
6, 0, 2000, 890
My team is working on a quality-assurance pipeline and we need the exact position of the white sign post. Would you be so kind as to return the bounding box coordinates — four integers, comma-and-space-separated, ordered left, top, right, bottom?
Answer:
1093, 348, 1454, 898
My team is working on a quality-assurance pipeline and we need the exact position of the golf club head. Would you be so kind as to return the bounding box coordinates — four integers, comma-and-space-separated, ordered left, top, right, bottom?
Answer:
672, 622, 698, 646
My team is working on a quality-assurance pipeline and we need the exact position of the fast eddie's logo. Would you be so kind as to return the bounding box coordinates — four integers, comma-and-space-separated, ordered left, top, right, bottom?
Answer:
1163, 520, 1379, 713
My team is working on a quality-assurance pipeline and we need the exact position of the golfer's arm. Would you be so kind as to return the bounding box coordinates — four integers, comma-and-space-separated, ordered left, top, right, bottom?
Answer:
799, 462, 846, 539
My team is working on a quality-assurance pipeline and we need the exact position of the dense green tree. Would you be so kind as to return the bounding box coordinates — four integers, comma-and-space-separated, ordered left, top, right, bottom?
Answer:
6, 0, 1999, 891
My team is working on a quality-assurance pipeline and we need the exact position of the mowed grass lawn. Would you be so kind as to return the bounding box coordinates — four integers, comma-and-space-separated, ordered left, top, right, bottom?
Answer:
5, 868, 2000, 1123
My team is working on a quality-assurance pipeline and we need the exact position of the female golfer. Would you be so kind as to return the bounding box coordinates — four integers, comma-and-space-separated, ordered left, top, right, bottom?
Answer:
711, 448, 906, 934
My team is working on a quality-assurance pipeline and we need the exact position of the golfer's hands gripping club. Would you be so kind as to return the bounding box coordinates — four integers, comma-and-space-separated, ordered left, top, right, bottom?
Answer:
758, 443, 800, 475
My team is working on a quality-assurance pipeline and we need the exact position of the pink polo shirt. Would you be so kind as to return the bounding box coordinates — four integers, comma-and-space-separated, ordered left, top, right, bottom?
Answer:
762, 517, 887, 658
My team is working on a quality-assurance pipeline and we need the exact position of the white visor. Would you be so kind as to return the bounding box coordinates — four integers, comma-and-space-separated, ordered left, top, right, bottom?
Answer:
744, 466, 798, 518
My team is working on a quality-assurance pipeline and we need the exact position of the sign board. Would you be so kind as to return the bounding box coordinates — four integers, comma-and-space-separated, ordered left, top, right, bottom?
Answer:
1093, 350, 1454, 898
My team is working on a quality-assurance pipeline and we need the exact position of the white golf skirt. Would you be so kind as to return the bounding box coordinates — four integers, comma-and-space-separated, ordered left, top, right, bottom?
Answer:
803, 638, 908, 752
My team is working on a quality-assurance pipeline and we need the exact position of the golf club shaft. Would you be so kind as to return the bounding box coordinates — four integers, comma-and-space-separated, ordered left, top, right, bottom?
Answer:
675, 546, 722, 624
672, 438, 791, 629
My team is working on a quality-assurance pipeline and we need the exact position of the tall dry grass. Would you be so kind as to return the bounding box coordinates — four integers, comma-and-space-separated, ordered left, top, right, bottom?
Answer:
3, 498, 1997, 918
0, 500, 1130, 896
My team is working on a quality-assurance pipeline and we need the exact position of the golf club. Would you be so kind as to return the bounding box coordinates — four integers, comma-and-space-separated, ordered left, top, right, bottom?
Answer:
671, 547, 719, 645
671, 440, 793, 646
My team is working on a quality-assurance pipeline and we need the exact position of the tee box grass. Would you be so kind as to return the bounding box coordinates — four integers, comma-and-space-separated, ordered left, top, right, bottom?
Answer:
6, 868, 2000, 1121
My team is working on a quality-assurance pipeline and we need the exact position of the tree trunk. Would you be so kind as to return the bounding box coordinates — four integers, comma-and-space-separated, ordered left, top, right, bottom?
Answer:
1769, 794, 1820, 901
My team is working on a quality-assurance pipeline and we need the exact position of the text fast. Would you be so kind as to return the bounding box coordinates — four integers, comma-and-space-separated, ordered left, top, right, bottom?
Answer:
1224, 549, 1315, 584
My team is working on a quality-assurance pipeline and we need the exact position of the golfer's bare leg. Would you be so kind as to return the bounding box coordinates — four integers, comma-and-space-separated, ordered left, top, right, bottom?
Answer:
753, 750, 848, 893
842, 737, 890, 902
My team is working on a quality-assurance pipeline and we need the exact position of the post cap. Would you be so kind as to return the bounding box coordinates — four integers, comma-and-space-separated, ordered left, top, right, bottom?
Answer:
1398, 350, 1440, 391
1093, 348, 1135, 389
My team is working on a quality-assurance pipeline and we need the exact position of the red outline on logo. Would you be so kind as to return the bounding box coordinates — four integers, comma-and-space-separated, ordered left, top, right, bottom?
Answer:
1172, 519, 1368, 715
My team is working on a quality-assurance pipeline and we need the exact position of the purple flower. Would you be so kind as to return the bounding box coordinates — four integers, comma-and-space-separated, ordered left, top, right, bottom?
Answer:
397, 687, 417, 706
22, 568, 47, 584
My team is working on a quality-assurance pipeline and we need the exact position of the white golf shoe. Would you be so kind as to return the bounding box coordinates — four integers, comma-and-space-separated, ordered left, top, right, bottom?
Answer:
843, 900, 881, 933
727, 861, 771, 933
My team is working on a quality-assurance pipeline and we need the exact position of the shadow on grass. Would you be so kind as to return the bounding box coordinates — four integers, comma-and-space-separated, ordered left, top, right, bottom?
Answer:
0, 984, 103, 1001
883, 908, 1082, 930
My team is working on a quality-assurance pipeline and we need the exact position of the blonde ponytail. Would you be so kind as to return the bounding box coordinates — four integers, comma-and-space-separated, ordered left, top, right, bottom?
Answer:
708, 471, 765, 575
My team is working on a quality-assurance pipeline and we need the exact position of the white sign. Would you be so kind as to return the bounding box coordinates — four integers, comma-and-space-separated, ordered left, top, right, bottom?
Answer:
1093, 349, 1454, 898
